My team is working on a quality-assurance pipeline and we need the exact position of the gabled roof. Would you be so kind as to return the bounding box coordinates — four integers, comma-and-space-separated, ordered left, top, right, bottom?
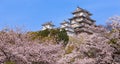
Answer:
72, 6, 92, 15
69, 16, 95, 22
60, 20, 70, 25
42, 21, 55, 26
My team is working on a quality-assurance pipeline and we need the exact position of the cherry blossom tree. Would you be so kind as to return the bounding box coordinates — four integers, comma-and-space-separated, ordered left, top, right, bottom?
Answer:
0, 16, 120, 64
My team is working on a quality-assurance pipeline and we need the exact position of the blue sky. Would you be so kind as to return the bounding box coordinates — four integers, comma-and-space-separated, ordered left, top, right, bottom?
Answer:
0, 0, 120, 31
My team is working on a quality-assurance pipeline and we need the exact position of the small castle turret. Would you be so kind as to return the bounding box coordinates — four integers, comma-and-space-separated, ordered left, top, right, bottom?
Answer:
60, 20, 74, 36
42, 22, 55, 30
60, 20, 70, 30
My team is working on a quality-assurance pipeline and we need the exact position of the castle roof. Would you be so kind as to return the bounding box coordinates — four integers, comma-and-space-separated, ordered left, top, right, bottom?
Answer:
74, 27, 93, 34
60, 20, 70, 25
72, 7, 92, 15
69, 16, 95, 22
42, 22, 55, 26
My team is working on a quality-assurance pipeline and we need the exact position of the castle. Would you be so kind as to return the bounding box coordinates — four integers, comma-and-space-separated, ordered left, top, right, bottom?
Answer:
42, 7, 96, 35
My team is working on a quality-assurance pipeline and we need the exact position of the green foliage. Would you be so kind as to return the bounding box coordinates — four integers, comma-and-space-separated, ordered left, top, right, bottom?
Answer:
39, 29, 50, 37
49, 29, 59, 36
65, 45, 74, 54
108, 38, 117, 44
32, 61, 49, 64
86, 48, 101, 58
58, 29, 69, 46
28, 28, 69, 46
4, 61, 15, 64
28, 29, 50, 40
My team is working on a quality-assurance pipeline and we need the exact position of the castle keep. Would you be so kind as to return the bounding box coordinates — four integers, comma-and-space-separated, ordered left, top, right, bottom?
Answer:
42, 22, 55, 30
69, 7, 95, 34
